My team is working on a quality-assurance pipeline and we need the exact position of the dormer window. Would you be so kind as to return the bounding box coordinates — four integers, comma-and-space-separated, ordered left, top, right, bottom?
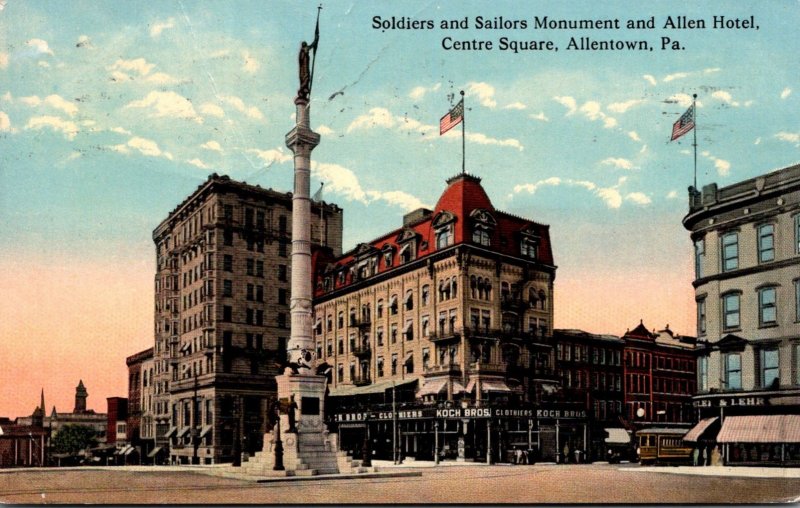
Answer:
470, 209, 496, 247
473, 228, 491, 246
436, 225, 453, 249
400, 244, 413, 264
382, 246, 394, 268
521, 238, 538, 259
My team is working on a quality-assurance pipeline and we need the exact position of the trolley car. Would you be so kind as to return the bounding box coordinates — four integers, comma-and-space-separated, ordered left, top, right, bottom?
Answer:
636, 427, 692, 465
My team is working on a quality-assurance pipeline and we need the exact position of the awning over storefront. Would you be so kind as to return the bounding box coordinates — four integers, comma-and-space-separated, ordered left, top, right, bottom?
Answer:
718, 415, 800, 443
176, 427, 191, 438
164, 426, 177, 438
417, 379, 448, 397
683, 417, 719, 443
329, 377, 419, 397
199, 425, 213, 439
123, 445, 136, 456
604, 428, 630, 444
147, 446, 164, 458
466, 379, 511, 393
452, 381, 466, 394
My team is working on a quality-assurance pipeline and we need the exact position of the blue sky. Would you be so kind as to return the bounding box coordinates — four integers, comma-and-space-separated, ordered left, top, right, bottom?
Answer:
1, 1, 799, 416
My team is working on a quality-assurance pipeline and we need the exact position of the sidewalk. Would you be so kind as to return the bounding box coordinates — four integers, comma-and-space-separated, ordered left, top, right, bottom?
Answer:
624, 465, 800, 479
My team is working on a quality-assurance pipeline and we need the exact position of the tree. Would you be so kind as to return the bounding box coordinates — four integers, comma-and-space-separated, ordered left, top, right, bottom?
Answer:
51, 424, 97, 455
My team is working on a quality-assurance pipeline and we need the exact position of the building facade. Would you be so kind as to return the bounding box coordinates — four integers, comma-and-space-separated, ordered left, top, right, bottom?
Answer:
683, 163, 800, 465
314, 173, 567, 463
126, 347, 157, 461
150, 173, 342, 464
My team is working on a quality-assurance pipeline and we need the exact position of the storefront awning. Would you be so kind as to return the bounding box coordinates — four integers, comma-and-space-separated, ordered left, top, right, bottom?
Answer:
452, 381, 466, 394
199, 425, 213, 439
466, 379, 511, 393
176, 427, 191, 438
147, 446, 164, 458
123, 445, 136, 456
683, 417, 719, 443
417, 379, 448, 397
164, 426, 177, 438
718, 415, 800, 443
329, 377, 419, 397
604, 428, 631, 444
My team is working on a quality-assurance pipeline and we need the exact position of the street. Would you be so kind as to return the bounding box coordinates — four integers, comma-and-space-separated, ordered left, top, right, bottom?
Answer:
2, 463, 800, 504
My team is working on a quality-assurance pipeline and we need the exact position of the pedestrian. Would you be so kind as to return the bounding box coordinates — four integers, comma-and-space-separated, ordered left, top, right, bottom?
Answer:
515, 448, 522, 464
521, 448, 529, 465
563, 442, 570, 464
692, 447, 700, 466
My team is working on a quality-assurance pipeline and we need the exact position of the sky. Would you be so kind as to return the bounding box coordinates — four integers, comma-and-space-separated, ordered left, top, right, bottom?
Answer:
1, 1, 799, 418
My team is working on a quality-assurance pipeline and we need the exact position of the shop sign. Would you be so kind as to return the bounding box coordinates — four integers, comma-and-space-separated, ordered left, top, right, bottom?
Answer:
535, 408, 586, 419
693, 396, 765, 408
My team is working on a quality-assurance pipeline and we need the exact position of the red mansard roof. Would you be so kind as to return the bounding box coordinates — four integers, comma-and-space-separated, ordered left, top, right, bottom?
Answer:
313, 173, 554, 297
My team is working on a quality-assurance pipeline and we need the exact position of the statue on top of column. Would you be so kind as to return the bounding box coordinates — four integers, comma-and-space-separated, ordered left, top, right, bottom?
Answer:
297, 5, 321, 102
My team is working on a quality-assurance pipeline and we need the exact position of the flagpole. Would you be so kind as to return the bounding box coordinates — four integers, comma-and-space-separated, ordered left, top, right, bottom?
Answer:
460, 90, 465, 175
692, 93, 697, 190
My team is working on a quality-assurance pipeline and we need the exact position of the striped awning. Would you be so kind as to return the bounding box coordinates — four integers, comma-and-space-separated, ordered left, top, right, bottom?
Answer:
417, 379, 448, 397
164, 426, 177, 438
147, 446, 164, 458
199, 425, 213, 438
176, 427, 191, 438
466, 379, 511, 393
683, 417, 719, 443
717, 415, 800, 443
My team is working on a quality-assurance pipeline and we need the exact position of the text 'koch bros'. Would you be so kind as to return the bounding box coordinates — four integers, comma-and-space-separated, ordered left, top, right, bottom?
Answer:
372, 15, 759, 54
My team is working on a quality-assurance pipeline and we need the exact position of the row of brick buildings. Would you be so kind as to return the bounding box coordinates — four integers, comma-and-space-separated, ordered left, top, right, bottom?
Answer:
118, 172, 699, 465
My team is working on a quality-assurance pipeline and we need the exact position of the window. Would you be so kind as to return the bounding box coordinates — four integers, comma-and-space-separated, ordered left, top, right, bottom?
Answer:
277, 313, 287, 328
697, 297, 707, 335
337, 364, 343, 383
758, 224, 775, 263
389, 296, 398, 315
472, 228, 490, 246
759, 287, 777, 326
377, 300, 384, 318
405, 320, 414, 341
694, 238, 705, 279
404, 290, 414, 311
390, 324, 398, 344
795, 214, 800, 254
520, 238, 537, 259
338, 312, 344, 329
278, 240, 287, 257
377, 327, 384, 346
421, 315, 430, 337
435, 225, 453, 249
246, 284, 254, 301
391, 354, 398, 375
278, 288, 288, 305
725, 353, 742, 390
377, 357, 384, 377
223, 279, 233, 297
723, 293, 741, 330
698, 356, 708, 392
223, 255, 233, 272
721, 232, 739, 272
222, 306, 232, 322
256, 260, 264, 277
761, 348, 779, 389
796, 279, 800, 322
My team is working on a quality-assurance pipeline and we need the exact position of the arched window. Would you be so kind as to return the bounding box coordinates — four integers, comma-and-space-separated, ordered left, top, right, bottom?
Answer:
389, 295, 398, 315
435, 225, 453, 249
421, 285, 430, 306
539, 290, 547, 310
400, 244, 412, 264
439, 280, 446, 301
472, 228, 491, 246
450, 277, 457, 298
404, 290, 414, 310
349, 308, 356, 327
337, 311, 344, 329
470, 276, 477, 298
528, 288, 538, 307
377, 299, 384, 318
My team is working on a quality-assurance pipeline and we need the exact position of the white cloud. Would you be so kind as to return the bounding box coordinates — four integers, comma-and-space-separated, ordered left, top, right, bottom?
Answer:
311, 161, 367, 203
781, 87, 792, 100
627, 131, 641, 142
76, 35, 92, 49
666, 190, 679, 199
111, 136, 172, 159
200, 140, 222, 152
187, 158, 210, 169
640, 144, 647, 154
663, 72, 688, 82
317, 124, 335, 136
711, 90, 740, 107
553, 96, 577, 115
311, 161, 430, 211
26, 38, 53, 56
461, 131, 523, 151
242, 50, 260, 74
37, 61, 50, 68
25, 115, 79, 140
0, 111, 10, 131
466, 82, 497, 108
513, 177, 562, 195
643, 74, 657, 86
607, 99, 645, 113
754, 137, 761, 145
600, 157, 636, 170
19, 95, 41, 107
109, 58, 155, 76
668, 93, 697, 108
125, 91, 202, 123
200, 103, 225, 118
247, 147, 292, 166
625, 192, 652, 205
409, 83, 441, 101
579, 101, 617, 129
0, 51, 8, 69
146, 72, 181, 85
110, 126, 132, 135
347, 107, 398, 132
703, 67, 721, 74
529, 112, 549, 122
503, 102, 527, 110
218, 95, 263, 120
595, 187, 622, 209
775, 131, 800, 147
43, 95, 78, 116
701, 150, 731, 175
150, 18, 175, 37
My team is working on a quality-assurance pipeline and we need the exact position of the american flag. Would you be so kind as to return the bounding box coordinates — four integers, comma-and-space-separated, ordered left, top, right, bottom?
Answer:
671, 104, 695, 141
440, 100, 464, 135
